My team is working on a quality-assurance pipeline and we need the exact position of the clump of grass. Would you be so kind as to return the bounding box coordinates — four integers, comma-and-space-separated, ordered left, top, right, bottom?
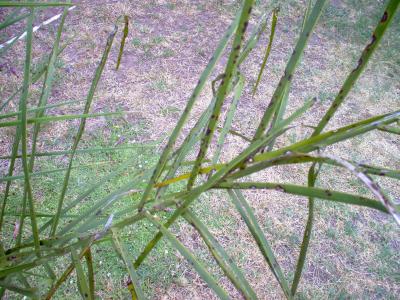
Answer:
0, 1, 399, 299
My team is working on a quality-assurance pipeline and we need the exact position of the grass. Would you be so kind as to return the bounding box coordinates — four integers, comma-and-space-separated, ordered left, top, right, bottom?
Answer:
2, 119, 174, 299
150, 77, 168, 92
0, 0, 399, 299
131, 34, 175, 60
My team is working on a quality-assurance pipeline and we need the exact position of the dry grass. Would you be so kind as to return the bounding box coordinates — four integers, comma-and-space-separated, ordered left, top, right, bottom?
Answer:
0, 0, 399, 299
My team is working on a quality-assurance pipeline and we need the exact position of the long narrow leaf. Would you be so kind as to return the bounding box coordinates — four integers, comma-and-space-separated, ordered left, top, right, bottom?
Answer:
111, 229, 146, 299
1, 161, 110, 183
18, 5, 69, 257
228, 151, 400, 181
0, 2, 74, 7
0, 8, 25, 31
227, 190, 291, 298
187, 0, 254, 190
137, 7, 242, 210
252, 8, 278, 96
17, 5, 41, 256
293, 2, 400, 293
291, 163, 318, 296
71, 248, 92, 300
50, 25, 118, 236
252, 0, 327, 140
0, 281, 38, 298
212, 73, 244, 164
0, 144, 153, 160
116, 16, 129, 70
0, 111, 124, 128
135, 99, 315, 267
312, 0, 399, 136
184, 210, 257, 299
0, 130, 21, 231
0, 40, 71, 111
378, 125, 400, 135
84, 248, 95, 299
145, 213, 230, 300
0, 99, 82, 120
218, 181, 387, 213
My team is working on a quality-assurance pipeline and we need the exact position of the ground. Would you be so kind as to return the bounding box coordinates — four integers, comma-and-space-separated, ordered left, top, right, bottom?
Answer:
0, 0, 399, 299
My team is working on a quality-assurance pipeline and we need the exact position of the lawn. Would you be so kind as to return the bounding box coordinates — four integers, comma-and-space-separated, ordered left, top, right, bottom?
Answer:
0, 0, 399, 299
